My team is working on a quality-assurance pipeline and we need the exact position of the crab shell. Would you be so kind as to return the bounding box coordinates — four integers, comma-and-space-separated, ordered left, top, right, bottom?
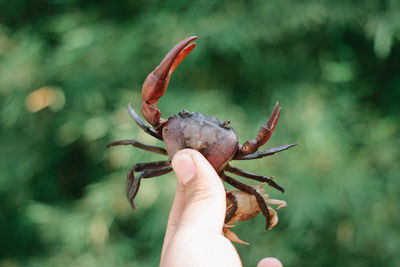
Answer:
162, 111, 239, 172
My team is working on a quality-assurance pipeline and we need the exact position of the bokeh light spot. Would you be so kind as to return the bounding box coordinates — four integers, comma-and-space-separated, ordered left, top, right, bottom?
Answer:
25, 86, 65, 112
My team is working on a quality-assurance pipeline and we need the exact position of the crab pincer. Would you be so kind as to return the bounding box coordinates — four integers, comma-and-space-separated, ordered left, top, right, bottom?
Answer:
239, 101, 281, 155
141, 36, 198, 127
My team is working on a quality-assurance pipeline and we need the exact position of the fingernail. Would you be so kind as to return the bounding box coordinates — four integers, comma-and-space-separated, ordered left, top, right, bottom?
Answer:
172, 153, 197, 185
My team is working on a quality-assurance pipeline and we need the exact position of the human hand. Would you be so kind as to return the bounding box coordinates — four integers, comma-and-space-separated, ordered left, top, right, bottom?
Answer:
160, 149, 283, 267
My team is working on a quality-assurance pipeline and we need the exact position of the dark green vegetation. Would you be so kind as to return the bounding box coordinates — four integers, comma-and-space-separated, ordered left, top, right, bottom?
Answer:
1, 1, 399, 266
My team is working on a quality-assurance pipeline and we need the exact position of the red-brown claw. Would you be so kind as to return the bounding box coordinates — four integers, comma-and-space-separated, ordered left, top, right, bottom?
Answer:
239, 101, 282, 155
141, 36, 198, 126
256, 101, 281, 147
266, 101, 279, 127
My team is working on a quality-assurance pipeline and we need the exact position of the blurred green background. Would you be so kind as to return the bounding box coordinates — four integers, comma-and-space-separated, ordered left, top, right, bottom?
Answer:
1, 0, 399, 266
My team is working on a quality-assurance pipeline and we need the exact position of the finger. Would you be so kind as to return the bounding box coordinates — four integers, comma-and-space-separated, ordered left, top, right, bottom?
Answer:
161, 185, 185, 258
257, 257, 283, 267
171, 149, 226, 233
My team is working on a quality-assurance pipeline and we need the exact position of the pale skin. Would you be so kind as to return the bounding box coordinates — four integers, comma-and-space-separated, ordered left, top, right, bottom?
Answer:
160, 149, 283, 267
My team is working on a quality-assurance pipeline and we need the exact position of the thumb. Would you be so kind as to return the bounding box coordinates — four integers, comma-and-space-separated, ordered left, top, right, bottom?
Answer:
171, 149, 226, 233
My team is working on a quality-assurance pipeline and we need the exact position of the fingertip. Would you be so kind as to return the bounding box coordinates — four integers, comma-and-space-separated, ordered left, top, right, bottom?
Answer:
257, 257, 283, 267
172, 151, 197, 185
173, 149, 222, 187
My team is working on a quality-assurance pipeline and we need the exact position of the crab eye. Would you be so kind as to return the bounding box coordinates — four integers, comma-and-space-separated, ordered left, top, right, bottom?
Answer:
162, 127, 168, 134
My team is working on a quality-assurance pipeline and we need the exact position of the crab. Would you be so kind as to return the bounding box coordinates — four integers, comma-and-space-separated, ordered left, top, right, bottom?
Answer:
224, 183, 287, 245
107, 36, 297, 230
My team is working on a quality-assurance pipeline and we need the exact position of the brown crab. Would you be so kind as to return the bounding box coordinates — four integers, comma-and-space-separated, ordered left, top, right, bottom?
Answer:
224, 183, 287, 245
107, 36, 297, 230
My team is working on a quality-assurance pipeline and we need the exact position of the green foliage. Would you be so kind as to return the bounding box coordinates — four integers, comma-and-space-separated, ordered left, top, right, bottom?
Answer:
1, 0, 399, 266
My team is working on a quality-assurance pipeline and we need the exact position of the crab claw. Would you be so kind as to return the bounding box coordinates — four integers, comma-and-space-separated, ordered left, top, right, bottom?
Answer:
240, 101, 281, 155
257, 101, 281, 147
141, 36, 198, 126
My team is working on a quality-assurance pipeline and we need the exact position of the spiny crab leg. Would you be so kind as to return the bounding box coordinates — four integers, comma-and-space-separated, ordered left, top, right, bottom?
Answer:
224, 164, 284, 192
225, 189, 238, 224
239, 101, 281, 155
141, 36, 198, 127
234, 143, 298, 160
107, 139, 167, 155
126, 163, 172, 210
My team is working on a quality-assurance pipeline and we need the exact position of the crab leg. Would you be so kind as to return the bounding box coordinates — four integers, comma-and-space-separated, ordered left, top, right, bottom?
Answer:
132, 160, 171, 172
239, 102, 282, 155
221, 173, 271, 230
126, 162, 172, 210
128, 103, 163, 140
224, 164, 284, 192
235, 143, 298, 160
223, 206, 279, 245
223, 228, 250, 245
141, 36, 198, 127
265, 198, 287, 210
225, 191, 238, 224
107, 139, 167, 155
